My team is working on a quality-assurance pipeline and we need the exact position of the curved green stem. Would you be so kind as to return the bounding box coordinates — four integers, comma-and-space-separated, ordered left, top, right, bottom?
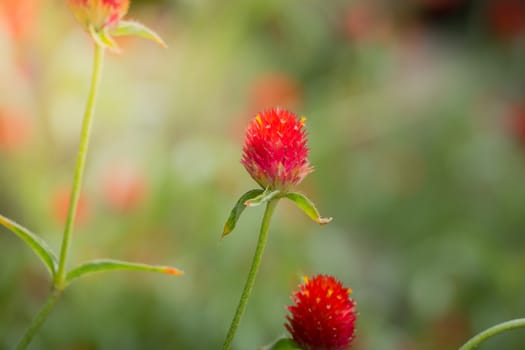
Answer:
459, 318, 525, 350
16, 289, 61, 350
55, 43, 105, 289
221, 199, 279, 350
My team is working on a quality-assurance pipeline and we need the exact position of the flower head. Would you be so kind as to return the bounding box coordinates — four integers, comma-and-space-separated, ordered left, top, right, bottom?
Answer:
241, 108, 313, 191
286, 275, 357, 350
66, 0, 129, 31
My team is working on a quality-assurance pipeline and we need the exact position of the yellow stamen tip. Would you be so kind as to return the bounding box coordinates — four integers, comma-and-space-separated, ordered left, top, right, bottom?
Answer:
300, 117, 306, 124
255, 115, 263, 126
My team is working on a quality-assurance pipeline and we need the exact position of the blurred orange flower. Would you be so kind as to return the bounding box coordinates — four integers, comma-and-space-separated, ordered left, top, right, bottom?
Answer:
0, 0, 40, 40
0, 109, 32, 153
102, 165, 147, 212
51, 187, 90, 226
249, 72, 301, 112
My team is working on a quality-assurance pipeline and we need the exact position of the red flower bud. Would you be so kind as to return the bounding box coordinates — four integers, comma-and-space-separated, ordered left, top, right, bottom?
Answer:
241, 108, 313, 191
66, 0, 129, 31
286, 275, 357, 350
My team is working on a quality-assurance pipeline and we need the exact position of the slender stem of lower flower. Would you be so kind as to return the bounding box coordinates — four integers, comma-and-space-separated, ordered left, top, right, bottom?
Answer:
459, 318, 525, 350
16, 289, 61, 350
55, 43, 105, 289
221, 199, 279, 350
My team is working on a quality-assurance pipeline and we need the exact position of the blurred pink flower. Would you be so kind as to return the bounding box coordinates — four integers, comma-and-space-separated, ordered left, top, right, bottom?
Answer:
241, 107, 312, 191
102, 165, 147, 212
67, 0, 129, 31
0, 109, 32, 153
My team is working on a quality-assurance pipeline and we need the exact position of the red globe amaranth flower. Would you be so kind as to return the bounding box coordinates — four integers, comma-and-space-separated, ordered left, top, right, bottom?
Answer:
286, 275, 357, 350
241, 108, 313, 191
66, 0, 129, 31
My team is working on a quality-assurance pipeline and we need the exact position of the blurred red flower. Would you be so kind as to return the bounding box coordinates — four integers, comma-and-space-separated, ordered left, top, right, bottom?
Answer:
509, 103, 525, 144
286, 275, 357, 350
249, 72, 301, 112
0, 109, 32, 153
242, 107, 312, 191
102, 165, 147, 212
67, 0, 129, 31
51, 187, 90, 226
487, 0, 525, 41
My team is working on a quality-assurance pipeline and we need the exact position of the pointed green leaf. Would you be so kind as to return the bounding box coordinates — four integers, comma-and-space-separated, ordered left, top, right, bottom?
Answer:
284, 192, 333, 225
260, 338, 302, 350
66, 259, 183, 284
244, 188, 280, 207
111, 20, 167, 48
0, 214, 57, 277
222, 189, 264, 238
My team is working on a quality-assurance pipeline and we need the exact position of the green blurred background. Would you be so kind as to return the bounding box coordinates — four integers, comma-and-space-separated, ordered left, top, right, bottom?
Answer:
1, 0, 525, 349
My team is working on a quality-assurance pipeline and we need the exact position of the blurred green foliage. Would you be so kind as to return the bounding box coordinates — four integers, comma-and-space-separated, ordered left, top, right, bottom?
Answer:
1, 0, 525, 349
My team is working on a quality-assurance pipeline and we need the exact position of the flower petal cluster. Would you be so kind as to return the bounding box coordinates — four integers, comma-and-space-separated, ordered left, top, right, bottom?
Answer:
67, 0, 129, 31
241, 107, 313, 191
286, 275, 357, 350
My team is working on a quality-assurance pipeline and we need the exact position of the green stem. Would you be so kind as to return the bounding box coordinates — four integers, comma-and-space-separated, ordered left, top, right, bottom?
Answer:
459, 318, 525, 350
221, 199, 279, 350
16, 289, 61, 350
55, 43, 105, 289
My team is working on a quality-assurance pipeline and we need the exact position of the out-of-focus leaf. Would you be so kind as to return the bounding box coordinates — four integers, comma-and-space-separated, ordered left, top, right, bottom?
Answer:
0, 214, 57, 277
66, 259, 183, 284
222, 189, 264, 238
88, 25, 119, 52
244, 188, 280, 207
111, 20, 167, 48
259, 338, 302, 350
284, 192, 332, 225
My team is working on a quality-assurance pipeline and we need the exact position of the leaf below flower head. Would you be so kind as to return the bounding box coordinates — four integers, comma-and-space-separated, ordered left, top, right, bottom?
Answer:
111, 20, 167, 48
89, 25, 121, 52
0, 214, 58, 277
244, 188, 280, 207
284, 192, 333, 225
222, 189, 264, 239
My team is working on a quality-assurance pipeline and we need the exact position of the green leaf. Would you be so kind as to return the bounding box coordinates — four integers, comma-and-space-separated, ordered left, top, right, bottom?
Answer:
89, 25, 119, 52
260, 338, 302, 350
0, 214, 58, 277
111, 20, 167, 48
244, 188, 280, 208
222, 189, 264, 238
66, 259, 183, 284
284, 192, 333, 225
